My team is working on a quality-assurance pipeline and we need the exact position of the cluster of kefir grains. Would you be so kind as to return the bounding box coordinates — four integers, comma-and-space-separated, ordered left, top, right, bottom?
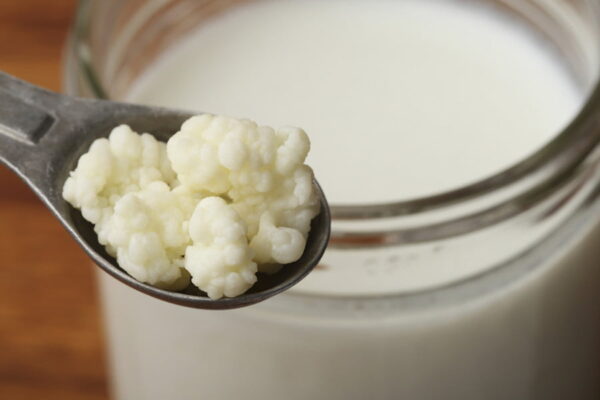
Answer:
63, 115, 319, 299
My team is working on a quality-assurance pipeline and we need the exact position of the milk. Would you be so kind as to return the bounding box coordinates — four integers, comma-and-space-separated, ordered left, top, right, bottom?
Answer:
99, 0, 600, 398
126, 0, 583, 296
127, 0, 581, 204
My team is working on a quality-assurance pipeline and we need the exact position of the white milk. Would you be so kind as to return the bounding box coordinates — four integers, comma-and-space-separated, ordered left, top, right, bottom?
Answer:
99, 0, 600, 399
127, 0, 581, 204
126, 0, 583, 296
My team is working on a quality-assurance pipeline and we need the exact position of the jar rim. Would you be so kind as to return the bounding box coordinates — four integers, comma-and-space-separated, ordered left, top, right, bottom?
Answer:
71, 0, 600, 222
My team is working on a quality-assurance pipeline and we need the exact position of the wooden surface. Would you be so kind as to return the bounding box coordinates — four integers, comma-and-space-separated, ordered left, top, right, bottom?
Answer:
0, 1, 109, 399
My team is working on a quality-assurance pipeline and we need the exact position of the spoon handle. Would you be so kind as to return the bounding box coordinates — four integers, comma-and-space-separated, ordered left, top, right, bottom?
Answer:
0, 71, 68, 172
0, 70, 195, 214
0, 71, 108, 207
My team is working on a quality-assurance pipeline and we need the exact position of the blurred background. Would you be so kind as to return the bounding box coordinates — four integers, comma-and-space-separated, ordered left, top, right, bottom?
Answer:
0, 1, 108, 398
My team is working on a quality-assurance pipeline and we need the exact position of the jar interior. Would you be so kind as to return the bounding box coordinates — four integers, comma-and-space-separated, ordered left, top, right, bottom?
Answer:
70, 0, 600, 297
76, 0, 598, 205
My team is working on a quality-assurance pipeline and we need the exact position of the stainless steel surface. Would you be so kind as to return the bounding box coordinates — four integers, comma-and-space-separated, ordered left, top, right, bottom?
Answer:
0, 70, 331, 310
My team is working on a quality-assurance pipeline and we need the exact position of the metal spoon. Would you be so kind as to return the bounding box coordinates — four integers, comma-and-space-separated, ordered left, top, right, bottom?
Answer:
0, 71, 331, 310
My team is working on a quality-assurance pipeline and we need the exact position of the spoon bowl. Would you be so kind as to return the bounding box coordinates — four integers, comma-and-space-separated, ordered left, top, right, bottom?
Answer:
0, 71, 331, 309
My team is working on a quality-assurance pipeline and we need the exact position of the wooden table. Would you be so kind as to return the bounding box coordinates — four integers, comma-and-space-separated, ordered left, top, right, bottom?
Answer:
0, 1, 109, 399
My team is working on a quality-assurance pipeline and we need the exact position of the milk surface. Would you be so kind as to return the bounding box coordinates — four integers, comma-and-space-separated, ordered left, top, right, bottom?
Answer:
127, 0, 582, 204
126, 0, 583, 296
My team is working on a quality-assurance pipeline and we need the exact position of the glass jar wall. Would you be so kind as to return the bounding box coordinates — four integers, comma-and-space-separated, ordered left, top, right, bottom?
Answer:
64, 1, 600, 399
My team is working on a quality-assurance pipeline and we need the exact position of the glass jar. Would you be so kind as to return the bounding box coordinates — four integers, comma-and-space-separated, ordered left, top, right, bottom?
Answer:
64, 0, 600, 399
